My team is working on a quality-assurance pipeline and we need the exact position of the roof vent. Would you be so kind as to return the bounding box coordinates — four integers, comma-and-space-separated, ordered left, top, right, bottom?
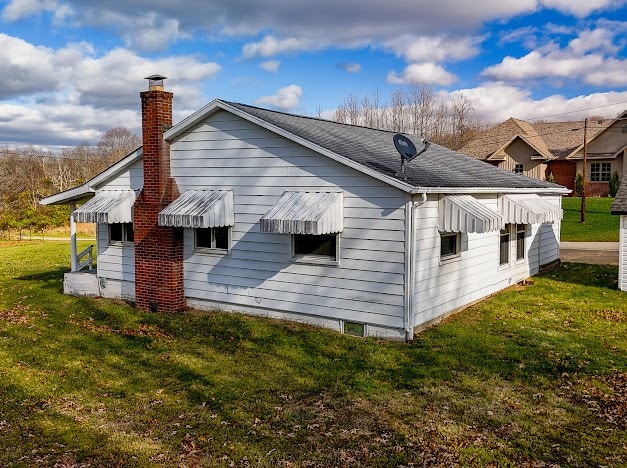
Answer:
145, 74, 167, 91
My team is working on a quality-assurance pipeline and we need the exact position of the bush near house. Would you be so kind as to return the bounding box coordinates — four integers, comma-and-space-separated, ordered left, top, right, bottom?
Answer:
609, 170, 621, 198
0, 241, 625, 466
561, 197, 619, 242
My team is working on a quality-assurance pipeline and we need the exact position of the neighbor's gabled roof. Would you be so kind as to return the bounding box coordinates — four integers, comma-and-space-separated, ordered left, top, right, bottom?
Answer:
611, 183, 627, 215
40, 147, 142, 205
165, 100, 567, 195
460, 115, 614, 161
566, 110, 627, 160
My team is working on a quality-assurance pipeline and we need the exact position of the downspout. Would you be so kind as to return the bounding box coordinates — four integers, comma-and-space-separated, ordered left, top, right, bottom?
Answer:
404, 192, 427, 341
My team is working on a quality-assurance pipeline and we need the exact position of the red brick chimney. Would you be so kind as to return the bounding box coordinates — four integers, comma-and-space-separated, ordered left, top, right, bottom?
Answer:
133, 75, 185, 312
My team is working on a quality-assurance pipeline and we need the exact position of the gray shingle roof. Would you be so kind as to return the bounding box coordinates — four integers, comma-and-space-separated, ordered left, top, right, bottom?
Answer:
226, 101, 562, 191
611, 183, 627, 214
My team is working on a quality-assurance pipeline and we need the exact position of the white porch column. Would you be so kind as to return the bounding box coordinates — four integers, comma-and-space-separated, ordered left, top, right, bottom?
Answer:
70, 200, 77, 272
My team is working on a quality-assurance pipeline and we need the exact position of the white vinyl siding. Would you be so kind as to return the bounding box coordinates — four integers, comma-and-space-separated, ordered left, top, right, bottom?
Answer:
619, 216, 627, 292
91, 161, 142, 300
171, 111, 408, 330
412, 194, 557, 326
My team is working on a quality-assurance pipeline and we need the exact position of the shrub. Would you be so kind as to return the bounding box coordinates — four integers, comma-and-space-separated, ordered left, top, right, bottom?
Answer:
609, 170, 620, 197
575, 172, 584, 197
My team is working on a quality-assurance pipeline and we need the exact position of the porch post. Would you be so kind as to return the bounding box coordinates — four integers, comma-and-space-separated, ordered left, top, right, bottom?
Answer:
70, 200, 77, 272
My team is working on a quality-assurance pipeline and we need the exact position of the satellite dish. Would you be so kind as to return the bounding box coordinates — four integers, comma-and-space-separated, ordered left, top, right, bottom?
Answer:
393, 133, 430, 179
393, 134, 417, 160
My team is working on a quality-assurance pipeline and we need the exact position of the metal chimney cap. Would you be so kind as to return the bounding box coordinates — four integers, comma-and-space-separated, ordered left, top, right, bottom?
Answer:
145, 74, 167, 91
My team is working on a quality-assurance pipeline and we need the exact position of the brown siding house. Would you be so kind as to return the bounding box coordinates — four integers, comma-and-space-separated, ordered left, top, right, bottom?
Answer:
459, 111, 627, 197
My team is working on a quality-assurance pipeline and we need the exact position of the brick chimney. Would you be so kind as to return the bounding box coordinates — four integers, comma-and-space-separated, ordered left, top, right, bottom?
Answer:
133, 75, 185, 312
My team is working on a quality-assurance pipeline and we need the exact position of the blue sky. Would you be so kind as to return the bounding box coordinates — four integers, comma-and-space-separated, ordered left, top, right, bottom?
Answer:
0, 0, 626, 147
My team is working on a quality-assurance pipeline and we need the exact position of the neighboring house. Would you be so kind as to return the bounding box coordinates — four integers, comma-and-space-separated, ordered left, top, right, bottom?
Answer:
611, 184, 627, 291
41, 77, 568, 341
459, 111, 627, 197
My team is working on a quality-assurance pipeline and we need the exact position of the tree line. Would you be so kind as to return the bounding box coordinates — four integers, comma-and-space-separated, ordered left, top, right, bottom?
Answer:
0, 128, 140, 238
329, 84, 482, 150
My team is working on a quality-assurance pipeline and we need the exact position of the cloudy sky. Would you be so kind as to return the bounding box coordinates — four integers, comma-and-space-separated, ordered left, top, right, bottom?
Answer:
1, 0, 626, 148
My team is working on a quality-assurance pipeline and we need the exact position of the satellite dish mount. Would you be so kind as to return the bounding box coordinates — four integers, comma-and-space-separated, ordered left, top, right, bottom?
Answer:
393, 134, 430, 179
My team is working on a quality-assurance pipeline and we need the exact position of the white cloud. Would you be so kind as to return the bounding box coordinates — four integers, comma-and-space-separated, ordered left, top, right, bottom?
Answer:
387, 63, 456, 86
482, 24, 627, 87
445, 82, 627, 123
338, 62, 361, 73
122, 15, 187, 52
385, 34, 482, 62
540, 0, 620, 17
242, 36, 322, 58
260, 60, 280, 73
2, 0, 56, 21
255, 84, 302, 111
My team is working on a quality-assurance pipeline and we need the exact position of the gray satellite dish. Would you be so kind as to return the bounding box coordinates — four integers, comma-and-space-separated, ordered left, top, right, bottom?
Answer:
393, 133, 430, 179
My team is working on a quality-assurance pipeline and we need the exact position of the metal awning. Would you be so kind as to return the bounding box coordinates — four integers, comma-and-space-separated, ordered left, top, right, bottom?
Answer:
499, 195, 562, 224
260, 191, 343, 235
438, 195, 502, 233
72, 190, 136, 223
158, 190, 234, 228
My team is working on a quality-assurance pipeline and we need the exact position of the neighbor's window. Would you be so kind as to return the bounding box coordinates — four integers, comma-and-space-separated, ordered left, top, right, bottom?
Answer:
516, 224, 526, 260
590, 162, 611, 182
514, 163, 524, 174
109, 223, 134, 243
499, 225, 511, 265
440, 232, 460, 259
195, 227, 229, 251
293, 233, 337, 261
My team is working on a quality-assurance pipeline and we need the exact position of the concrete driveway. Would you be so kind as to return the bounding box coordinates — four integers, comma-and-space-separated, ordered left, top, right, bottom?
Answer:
560, 242, 619, 265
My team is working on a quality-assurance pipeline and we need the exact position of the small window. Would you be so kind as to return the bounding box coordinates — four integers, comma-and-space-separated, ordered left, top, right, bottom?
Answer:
516, 224, 526, 260
293, 233, 337, 261
499, 226, 511, 265
109, 223, 134, 243
514, 163, 524, 174
440, 232, 460, 259
590, 162, 611, 182
195, 227, 229, 251
344, 321, 365, 337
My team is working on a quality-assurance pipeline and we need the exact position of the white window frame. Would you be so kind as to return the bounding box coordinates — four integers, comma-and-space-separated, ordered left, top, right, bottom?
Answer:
194, 226, 231, 254
439, 232, 461, 261
291, 233, 340, 265
109, 222, 134, 245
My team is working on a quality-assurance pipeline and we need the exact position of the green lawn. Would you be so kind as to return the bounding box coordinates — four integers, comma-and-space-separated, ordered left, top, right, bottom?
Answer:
561, 197, 619, 242
0, 241, 625, 466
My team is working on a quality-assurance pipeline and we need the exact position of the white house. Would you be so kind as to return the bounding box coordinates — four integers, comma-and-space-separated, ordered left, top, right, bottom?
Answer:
41, 78, 569, 340
611, 184, 627, 291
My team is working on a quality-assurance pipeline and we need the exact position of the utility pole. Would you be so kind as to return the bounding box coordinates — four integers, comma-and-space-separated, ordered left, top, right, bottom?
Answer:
580, 117, 587, 223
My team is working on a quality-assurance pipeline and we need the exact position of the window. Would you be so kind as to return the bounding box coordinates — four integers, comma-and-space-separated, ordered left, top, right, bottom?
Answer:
343, 321, 365, 337
440, 232, 460, 259
109, 223, 134, 243
195, 227, 229, 251
499, 226, 510, 265
293, 233, 337, 261
516, 224, 526, 260
590, 162, 611, 182
514, 163, 524, 174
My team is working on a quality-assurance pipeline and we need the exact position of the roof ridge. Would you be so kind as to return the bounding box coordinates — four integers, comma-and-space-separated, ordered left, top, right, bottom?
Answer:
222, 100, 404, 136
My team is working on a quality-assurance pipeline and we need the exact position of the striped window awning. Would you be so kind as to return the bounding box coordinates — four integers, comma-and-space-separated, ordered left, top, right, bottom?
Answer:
439, 195, 502, 233
158, 190, 234, 228
260, 191, 343, 235
73, 190, 136, 224
499, 195, 562, 224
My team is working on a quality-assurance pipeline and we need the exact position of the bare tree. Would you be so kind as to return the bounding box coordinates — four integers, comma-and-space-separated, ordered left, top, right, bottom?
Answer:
97, 127, 141, 165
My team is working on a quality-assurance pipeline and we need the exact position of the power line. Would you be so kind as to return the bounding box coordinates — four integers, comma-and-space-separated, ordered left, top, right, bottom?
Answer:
527, 101, 627, 120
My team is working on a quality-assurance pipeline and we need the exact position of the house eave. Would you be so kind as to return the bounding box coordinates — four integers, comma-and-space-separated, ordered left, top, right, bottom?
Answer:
410, 186, 570, 195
